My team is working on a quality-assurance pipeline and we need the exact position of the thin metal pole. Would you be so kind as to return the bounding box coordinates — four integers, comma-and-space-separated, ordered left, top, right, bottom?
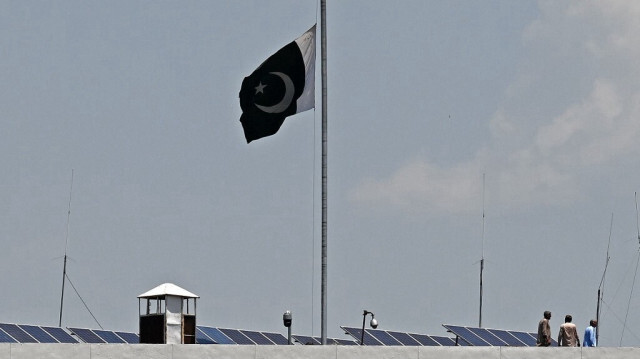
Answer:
596, 289, 600, 345
320, 0, 328, 346
59, 169, 74, 327
479, 258, 484, 327
596, 213, 613, 345
360, 312, 367, 345
58, 254, 67, 327
479, 173, 485, 327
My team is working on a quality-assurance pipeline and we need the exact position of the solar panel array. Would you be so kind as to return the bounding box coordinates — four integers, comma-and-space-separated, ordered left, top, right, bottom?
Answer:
443, 324, 559, 347
0, 323, 295, 346
2, 321, 554, 347
196, 326, 290, 345
67, 327, 139, 344
0, 323, 78, 343
341, 327, 457, 346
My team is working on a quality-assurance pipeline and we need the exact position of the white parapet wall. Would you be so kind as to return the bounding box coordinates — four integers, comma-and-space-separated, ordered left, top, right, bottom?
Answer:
0, 344, 639, 359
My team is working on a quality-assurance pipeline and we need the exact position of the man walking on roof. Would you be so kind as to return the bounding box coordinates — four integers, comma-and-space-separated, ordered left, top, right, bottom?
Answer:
583, 319, 597, 347
558, 315, 580, 347
537, 311, 552, 346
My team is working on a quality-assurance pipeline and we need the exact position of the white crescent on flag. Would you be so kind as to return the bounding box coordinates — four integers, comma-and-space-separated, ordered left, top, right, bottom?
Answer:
254, 72, 295, 114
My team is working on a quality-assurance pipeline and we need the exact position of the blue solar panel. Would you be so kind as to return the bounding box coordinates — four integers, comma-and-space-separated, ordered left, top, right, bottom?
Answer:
0, 328, 17, 343
19, 325, 57, 343
467, 327, 508, 346
487, 329, 526, 346
42, 327, 78, 343
68, 328, 105, 343
115, 331, 139, 344
198, 326, 234, 344
218, 328, 253, 345
292, 335, 319, 345
341, 327, 382, 345
430, 336, 457, 346
0, 323, 36, 343
409, 333, 440, 346
93, 329, 125, 343
457, 337, 471, 346
510, 331, 537, 346
196, 328, 216, 344
443, 325, 489, 346
241, 330, 274, 345
387, 331, 421, 346
262, 332, 289, 345
367, 330, 402, 345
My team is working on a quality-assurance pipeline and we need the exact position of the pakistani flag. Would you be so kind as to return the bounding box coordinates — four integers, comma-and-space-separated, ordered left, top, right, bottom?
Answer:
239, 25, 316, 143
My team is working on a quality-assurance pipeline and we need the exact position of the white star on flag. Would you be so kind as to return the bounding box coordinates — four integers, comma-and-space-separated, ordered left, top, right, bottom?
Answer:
254, 82, 266, 94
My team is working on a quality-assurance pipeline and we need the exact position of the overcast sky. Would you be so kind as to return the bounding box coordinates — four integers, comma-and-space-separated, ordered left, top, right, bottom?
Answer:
2, 0, 640, 347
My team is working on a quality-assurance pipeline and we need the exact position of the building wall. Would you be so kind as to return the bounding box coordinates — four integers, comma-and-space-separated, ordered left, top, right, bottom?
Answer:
0, 344, 639, 359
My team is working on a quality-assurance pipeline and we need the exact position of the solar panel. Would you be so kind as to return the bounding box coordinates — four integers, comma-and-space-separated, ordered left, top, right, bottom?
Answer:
68, 327, 106, 343
197, 326, 235, 344
93, 329, 126, 343
0, 324, 137, 344
114, 331, 139, 344
196, 328, 216, 344
443, 325, 489, 346
341, 327, 382, 345
509, 331, 537, 346
0, 328, 17, 343
467, 327, 508, 346
19, 325, 58, 343
218, 328, 253, 345
292, 335, 319, 345
487, 329, 526, 346
408, 333, 440, 346
0, 323, 37, 343
367, 329, 402, 345
387, 331, 421, 346
241, 330, 274, 345
456, 337, 471, 346
42, 327, 78, 343
430, 336, 457, 346
262, 332, 289, 345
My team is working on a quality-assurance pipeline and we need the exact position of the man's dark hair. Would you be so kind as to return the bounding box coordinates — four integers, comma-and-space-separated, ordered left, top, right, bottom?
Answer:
565, 315, 572, 323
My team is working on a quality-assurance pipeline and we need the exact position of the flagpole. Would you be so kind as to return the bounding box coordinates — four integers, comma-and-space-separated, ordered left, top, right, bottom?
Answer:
320, 0, 328, 346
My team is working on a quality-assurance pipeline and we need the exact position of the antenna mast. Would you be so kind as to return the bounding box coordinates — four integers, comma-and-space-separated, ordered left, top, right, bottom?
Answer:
637, 192, 640, 247
58, 170, 74, 327
479, 173, 485, 327
620, 193, 640, 346
596, 212, 613, 346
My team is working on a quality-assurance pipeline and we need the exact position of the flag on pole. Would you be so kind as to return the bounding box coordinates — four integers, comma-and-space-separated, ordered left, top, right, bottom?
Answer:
239, 25, 316, 143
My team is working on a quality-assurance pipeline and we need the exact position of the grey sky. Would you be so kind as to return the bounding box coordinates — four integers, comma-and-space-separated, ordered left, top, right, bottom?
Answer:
1, 0, 640, 347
